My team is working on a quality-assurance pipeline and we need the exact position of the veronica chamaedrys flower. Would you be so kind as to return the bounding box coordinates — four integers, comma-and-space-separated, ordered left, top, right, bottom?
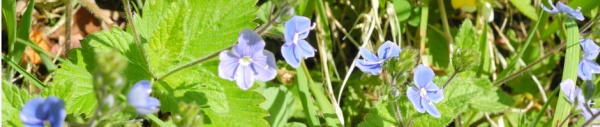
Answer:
20, 96, 66, 127
354, 41, 401, 75
578, 38, 600, 80
128, 80, 160, 115
219, 28, 277, 90
281, 16, 316, 68
541, 0, 584, 21
560, 79, 600, 122
406, 65, 444, 118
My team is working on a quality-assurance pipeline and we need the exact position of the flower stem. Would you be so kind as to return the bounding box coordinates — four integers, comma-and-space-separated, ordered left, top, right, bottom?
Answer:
582, 111, 600, 127
123, 0, 153, 76
146, 114, 171, 127
442, 71, 459, 89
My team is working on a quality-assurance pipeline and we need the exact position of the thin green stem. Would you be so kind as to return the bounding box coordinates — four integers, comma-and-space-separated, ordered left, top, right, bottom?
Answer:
529, 88, 559, 127
296, 61, 321, 126
436, 0, 454, 52
493, 42, 565, 86
496, 10, 544, 82
146, 114, 171, 127
442, 71, 459, 89
122, 0, 152, 76
582, 112, 600, 127
302, 61, 343, 126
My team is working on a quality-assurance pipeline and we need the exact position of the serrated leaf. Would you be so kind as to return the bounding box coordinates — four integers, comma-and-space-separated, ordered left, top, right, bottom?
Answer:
454, 20, 477, 51
41, 28, 150, 116
2, 81, 31, 127
468, 78, 515, 113
154, 60, 268, 126
134, 0, 258, 77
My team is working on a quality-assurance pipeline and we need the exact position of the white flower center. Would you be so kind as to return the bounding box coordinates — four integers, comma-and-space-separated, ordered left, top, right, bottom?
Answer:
419, 88, 427, 97
239, 57, 252, 66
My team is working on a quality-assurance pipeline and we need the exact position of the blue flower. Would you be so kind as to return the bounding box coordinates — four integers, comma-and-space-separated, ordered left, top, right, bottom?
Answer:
406, 65, 444, 118
281, 16, 316, 68
20, 96, 66, 127
541, 0, 584, 21
578, 38, 600, 80
560, 79, 599, 121
128, 80, 160, 115
353, 41, 401, 75
219, 28, 277, 90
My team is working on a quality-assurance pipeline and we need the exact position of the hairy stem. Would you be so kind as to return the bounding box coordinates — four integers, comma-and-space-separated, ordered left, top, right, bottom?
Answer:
442, 70, 459, 89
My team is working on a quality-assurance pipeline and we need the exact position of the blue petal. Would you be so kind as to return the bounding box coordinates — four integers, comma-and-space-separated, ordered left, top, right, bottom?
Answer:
581, 38, 599, 60
559, 79, 580, 105
582, 108, 600, 121
44, 97, 66, 127
282, 44, 302, 68
354, 59, 383, 75
297, 40, 316, 58
218, 51, 240, 80
20, 98, 45, 126
555, 1, 584, 21
251, 51, 278, 81
234, 28, 266, 56
426, 84, 444, 103
359, 47, 381, 62
235, 65, 255, 90
135, 97, 160, 115
128, 80, 152, 109
284, 16, 312, 43
422, 100, 441, 118
407, 87, 425, 113
578, 60, 600, 81
541, 0, 560, 14
414, 65, 435, 88
377, 41, 401, 59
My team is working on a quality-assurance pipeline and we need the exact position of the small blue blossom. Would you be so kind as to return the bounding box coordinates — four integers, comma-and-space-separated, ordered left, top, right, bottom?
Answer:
578, 38, 600, 80
20, 96, 66, 127
406, 65, 444, 118
128, 80, 161, 115
353, 41, 402, 75
541, 0, 584, 21
219, 28, 277, 90
560, 79, 599, 121
281, 16, 316, 68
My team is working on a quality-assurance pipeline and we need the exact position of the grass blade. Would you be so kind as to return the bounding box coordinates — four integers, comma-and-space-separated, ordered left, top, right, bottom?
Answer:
1, 54, 46, 89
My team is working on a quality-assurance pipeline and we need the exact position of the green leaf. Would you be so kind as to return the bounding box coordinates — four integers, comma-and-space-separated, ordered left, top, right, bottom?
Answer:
255, 83, 296, 127
154, 60, 268, 126
41, 28, 149, 116
509, 0, 538, 21
454, 19, 477, 50
468, 78, 515, 113
11, 0, 34, 64
134, 0, 258, 77
553, 18, 581, 127
393, 0, 412, 21
2, 81, 31, 127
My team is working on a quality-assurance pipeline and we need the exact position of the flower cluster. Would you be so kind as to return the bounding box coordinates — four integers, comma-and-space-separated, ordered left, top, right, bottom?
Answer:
578, 38, 600, 81
541, 0, 584, 21
218, 28, 278, 90
407, 65, 444, 118
354, 41, 402, 75
128, 80, 161, 115
219, 16, 317, 90
20, 96, 66, 127
560, 79, 599, 121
